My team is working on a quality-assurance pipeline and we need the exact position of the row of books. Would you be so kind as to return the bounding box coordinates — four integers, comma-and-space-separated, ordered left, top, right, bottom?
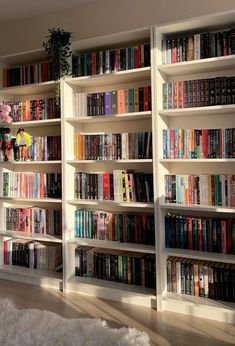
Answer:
3, 239, 62, 271
162, 28, 235, 64
166, 256, 235, 302
75, 246, 156, 288
5, 98, 60, 122
72, 43, 150, 77
1, 170, 62, 199
28, 136, 61, 161
162, 77, 235, 109
165, 214, 235, 254
74, 209, 155, 245
164, 174, 235, 207
3, 62, 54, 87
0, 135, 61, 163
162, 128, 235, 159
74, 132, 152, 160
5, 207, 62, 236
74, 171, 153, 203
75, 86, 151, 117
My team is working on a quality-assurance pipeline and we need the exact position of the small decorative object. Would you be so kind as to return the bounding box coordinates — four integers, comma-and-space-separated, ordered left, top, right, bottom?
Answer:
0, 104, 12, 124
2, 128, 12, 161
15, 128, 32, 161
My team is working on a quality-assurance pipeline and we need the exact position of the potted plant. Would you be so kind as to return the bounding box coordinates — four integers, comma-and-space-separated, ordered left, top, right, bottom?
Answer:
43, 27, 72, 80
43, 28, 72, 115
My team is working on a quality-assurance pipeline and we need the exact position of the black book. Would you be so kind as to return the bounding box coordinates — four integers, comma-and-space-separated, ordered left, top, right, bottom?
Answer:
138, 87, 144, 111
215, 77, 221, 105
231, 28, 235, 54
144, 43, 150, 66
209, 78, 216, 106
216, 32, 222, 57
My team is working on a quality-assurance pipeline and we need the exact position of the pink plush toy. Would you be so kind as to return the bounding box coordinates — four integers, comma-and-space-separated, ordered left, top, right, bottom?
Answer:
0, 104, 12, 123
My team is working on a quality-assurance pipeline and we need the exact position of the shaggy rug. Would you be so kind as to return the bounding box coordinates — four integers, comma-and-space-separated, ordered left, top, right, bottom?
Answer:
0, 298, 150, 346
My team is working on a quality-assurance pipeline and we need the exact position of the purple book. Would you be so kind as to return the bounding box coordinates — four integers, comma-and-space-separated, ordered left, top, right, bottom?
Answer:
104, 92, 111, 115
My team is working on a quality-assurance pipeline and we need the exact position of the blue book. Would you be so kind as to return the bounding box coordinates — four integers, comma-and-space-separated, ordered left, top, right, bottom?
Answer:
104, 92, 111, 115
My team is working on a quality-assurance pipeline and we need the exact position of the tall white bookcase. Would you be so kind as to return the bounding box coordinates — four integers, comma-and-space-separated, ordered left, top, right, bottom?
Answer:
154, 12, 235, 323
0, 11, 234, 324
0, 51, 63, 289
61, 27, 157, 308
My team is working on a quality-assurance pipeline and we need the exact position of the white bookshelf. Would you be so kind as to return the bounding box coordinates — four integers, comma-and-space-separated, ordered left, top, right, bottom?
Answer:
61, 26, 157, 308
0, 55, 62, 287
154, 12, 235, 322
0, 12, 234, 323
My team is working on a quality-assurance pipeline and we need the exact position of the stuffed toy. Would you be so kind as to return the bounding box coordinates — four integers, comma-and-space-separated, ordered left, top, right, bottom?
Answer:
0, 104, 12, 123
15, 127, 32, 161
2, 128, 12, 161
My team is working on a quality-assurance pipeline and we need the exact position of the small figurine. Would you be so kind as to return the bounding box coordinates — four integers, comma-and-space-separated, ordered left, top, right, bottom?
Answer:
0, 104, 12, 124
2, 128, 12, 161
15, 128, 32, 161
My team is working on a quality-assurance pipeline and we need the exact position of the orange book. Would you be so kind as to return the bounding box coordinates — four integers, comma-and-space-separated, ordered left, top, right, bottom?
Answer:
74, 133, 78, 160
117, 89, 125, 114
193, 262, 200, 297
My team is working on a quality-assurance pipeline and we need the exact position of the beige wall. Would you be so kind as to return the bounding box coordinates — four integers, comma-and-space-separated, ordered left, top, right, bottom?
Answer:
1, 0, 235, 56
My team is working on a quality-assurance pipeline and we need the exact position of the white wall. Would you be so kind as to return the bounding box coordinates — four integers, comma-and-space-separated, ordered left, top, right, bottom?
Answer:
1, 0, 235, 56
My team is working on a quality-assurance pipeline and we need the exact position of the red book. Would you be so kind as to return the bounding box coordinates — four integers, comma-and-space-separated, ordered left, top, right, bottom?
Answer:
134, 46, 141, 68
221, 220, 227, 253
42, 62, 48, 82
173, 81, 178, 109
103, 173, 109, 200
178, 81, 183, 108
187, 216, 193, 249
3, 240, 7, 264
201, 129, 208, 159
197, 219, 202, 251
226, 219, 232, 254
143, 86, 149, 111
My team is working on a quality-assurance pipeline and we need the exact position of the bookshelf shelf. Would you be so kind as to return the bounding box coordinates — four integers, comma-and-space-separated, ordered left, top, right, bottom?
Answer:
0, 264, 62, 289
163, 248, 235, 264
69, 238, 155, 254
0, 230, 62, 243
0, 81, 57, 96
157, 55, 235, 76
67, 276, 156, 308
10, 119, 61, 128
158, 104, 235, 117
67, 159, 152, 164
66, 67, 151, 87
160, 202, 235, 213
159, 159, 235, 163
162, 292, 235, 324
67, 199, 154, 209
66, 111, 152, 123
0, 160, 62, 165
0, 197, 62, 204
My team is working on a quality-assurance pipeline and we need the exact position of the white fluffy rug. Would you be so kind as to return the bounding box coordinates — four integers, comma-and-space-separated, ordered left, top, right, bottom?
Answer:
0, 299, 150, 346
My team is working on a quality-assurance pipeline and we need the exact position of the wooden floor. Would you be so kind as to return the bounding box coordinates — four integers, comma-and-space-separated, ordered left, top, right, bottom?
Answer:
0, 279, 234, 346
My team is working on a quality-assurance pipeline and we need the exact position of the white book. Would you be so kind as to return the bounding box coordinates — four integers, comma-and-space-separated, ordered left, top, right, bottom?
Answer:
194, 34, 201, 60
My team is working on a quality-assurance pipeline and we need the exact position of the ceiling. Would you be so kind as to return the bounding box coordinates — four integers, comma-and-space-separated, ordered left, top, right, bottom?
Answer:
0, 0, 94, 22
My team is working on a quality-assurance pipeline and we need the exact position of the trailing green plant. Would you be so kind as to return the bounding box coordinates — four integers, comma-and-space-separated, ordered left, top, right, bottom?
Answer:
43, 27, 72, 115
43, 27, 72, 80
